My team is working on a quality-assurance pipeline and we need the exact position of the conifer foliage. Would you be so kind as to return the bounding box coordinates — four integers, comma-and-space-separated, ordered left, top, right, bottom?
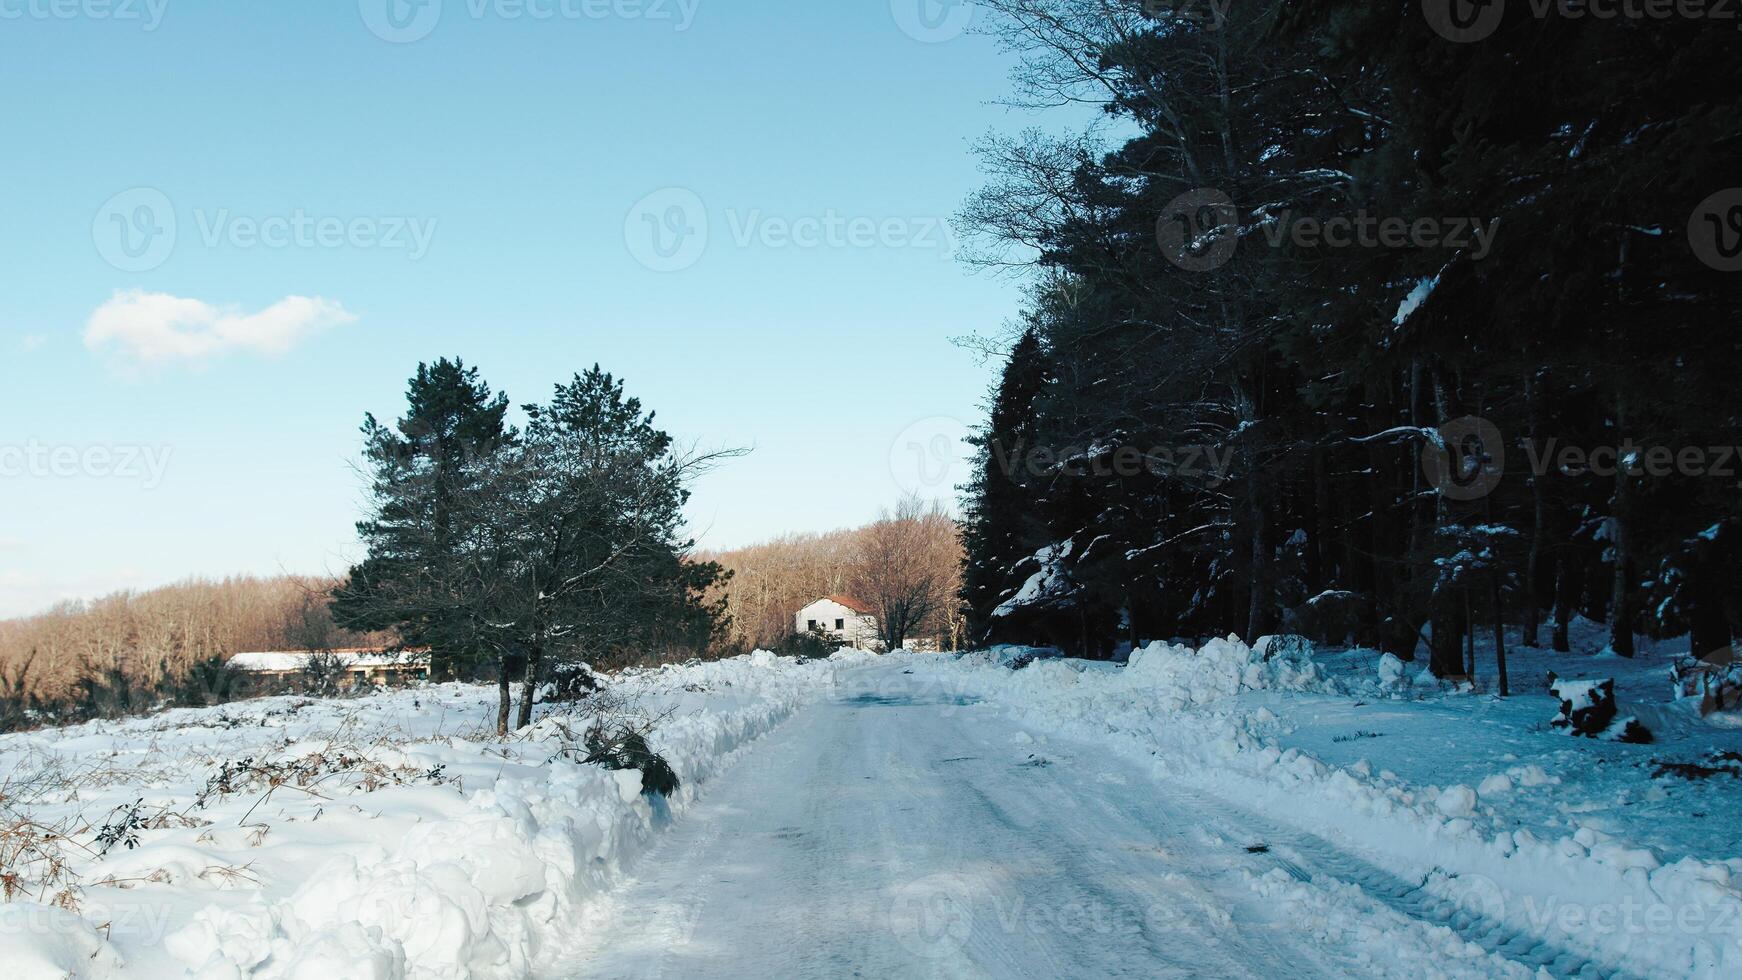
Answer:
958, 1, 1742, 674
334, 359, 731, 734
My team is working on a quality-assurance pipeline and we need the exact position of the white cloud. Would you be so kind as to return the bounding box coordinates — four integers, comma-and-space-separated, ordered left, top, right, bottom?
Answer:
19, 333, 48, 352
83, 290, 356, 367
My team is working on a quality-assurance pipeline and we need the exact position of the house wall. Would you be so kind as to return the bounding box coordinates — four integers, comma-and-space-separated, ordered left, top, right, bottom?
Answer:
796, 599, 881, 649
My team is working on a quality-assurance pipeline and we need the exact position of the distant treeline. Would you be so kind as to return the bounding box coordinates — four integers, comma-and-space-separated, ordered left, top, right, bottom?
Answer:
0, 575, 389, 729
701, 498, 966, 653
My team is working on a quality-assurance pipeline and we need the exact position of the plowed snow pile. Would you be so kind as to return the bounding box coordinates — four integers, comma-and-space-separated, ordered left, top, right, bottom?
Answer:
0, 653, 847, 979
914, 637, 1742, 979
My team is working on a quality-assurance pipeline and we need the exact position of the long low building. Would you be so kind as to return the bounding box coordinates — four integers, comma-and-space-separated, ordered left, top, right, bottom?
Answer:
228, 648, 431, 684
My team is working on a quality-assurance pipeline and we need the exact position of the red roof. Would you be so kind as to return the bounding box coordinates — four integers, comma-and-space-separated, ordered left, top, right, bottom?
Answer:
824, 594, 874, 615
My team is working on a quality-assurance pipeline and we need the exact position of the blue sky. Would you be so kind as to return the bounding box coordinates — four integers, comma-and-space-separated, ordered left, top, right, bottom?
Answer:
0, 0, 1064, 618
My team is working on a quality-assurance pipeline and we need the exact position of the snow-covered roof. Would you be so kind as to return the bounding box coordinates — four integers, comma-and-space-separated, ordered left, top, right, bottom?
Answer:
228, 648, 429, 672
812, 595, 875, 615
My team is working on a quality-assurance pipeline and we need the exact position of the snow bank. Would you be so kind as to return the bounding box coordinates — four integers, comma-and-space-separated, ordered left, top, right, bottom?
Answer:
911, 638, 1742, 978
0, 904, 127, 979
0, 655, 841, 978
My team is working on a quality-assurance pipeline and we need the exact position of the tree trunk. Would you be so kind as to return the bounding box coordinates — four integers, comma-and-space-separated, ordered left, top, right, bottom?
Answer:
1522, 370, 1545, 648
1689, 550, 1733, 658
1607, 398, 1636, 657
1492, 566, 1510, 696
1245, 497, 1277, 642
495, 654, 512, 737
1464, 588, 1476, 684
1429, 590, 1465, 679
1307, 450, 1328, 595
1552, 547, 1574, 652
516, 645, 542, 729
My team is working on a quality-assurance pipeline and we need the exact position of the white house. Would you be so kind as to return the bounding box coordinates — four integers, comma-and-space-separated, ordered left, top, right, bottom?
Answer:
796, 595, 882, 650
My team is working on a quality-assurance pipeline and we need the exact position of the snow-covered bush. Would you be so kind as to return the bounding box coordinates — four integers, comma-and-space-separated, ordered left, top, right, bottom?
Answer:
543, 661, 601, 703
1547, 674, 1652, 743
582, 724, 680, 798
771, 627, 842, 661
1377, 652, 1408, 690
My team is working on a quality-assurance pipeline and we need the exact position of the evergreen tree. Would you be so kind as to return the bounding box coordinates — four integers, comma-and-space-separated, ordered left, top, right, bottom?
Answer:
957, 0, 1742, 674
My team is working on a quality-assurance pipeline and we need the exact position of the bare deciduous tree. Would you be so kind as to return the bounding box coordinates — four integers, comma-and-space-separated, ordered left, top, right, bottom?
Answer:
848, 497, 963, 652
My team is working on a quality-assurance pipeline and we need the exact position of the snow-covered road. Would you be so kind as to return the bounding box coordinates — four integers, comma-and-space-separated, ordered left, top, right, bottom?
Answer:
543, 663, 1555, 979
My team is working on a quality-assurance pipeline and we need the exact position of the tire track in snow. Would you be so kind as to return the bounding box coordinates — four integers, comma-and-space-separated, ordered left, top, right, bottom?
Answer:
549, 663, 1617, 978
1134, 782, 1638, 979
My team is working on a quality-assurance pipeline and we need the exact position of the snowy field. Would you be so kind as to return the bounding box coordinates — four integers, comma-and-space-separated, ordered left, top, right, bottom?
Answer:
0, 653, 847, 978
5, 634, 1741, 978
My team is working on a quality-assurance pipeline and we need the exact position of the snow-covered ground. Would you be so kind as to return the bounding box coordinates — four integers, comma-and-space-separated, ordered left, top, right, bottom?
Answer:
906, 625, 1742, 978
5, 630, 1740, 978
0, 652, 847, 979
